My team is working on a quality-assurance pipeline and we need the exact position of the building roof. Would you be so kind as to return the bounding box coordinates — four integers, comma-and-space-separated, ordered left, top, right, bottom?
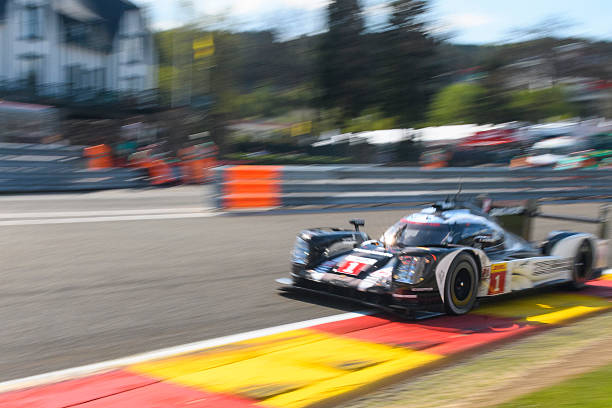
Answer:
0, 1, 140, 37
83, 0, 140, 38
0, 0, 7, 20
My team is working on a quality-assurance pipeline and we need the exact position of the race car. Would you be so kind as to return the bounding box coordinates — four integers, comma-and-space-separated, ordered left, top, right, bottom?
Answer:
278, 200, 608, 315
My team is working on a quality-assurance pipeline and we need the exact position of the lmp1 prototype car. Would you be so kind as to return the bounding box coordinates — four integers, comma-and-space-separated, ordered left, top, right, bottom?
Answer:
278, 200, 608, 315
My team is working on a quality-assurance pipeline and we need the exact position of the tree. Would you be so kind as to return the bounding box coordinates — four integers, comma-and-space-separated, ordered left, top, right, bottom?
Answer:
378, 0, 440, 124
318, 0, 369, 117
427, 83, 487, 125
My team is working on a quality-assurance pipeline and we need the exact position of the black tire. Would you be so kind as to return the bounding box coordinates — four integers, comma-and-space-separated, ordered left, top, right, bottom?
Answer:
569, 240, 594, 289
444, 253, 479, 315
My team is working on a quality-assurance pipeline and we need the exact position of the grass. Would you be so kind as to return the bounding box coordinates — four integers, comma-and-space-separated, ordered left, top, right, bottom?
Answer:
346, 311, 612, 408
497, 363, 612, 408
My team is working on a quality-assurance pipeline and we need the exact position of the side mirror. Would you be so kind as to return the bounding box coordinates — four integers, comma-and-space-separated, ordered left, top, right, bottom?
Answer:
350, 219, 365, 232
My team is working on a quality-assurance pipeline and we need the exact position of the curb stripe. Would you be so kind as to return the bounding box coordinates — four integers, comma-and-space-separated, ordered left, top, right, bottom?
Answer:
1, 278, 612, 407
0, 311, 370, 393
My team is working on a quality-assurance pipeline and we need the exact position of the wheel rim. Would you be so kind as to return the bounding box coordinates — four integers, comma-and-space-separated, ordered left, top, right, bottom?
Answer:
452, 267, 473, 306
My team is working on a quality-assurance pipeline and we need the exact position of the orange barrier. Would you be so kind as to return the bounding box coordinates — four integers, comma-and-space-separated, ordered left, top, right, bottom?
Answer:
420, 149, 449, 169
422, 161, 447, 169
178, 146, 217, 184
148, 160, 174, 185
224, 165, 281, 180
83, 144, 113, 169
510, 156, 530, 168
221, 166, 282, 209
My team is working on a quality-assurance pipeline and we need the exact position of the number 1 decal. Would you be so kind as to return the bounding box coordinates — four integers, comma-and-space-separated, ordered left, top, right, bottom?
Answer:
488, 263, 507, 295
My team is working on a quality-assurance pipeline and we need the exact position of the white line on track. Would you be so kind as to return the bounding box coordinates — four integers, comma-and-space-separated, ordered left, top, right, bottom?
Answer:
0, 212, 222, 226
0, 208, 209, 219
0, 311, 371, 393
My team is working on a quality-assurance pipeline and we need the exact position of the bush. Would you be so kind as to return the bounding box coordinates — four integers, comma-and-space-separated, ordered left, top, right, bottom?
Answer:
507, 86, 577, 122
427, 83, 487, 125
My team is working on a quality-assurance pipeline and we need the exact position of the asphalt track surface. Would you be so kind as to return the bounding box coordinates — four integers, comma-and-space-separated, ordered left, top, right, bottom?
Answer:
0, 187, 609, 382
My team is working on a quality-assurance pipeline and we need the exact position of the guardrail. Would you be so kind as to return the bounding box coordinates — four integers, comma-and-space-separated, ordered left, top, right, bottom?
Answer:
0, 143, 148, 193
0, 143, 85, 163
0, 164, 148, 193
213, 165, 612, 210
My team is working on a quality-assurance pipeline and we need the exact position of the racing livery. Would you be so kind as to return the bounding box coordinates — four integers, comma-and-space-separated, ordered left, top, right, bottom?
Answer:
278, 200, 608, 315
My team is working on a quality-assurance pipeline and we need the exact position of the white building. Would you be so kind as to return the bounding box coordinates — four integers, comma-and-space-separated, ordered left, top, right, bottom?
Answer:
0, 0, 156, 94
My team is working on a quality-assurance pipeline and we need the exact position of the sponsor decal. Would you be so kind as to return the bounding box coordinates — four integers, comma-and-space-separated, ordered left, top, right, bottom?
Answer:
336, 255, 377, 276
488, 262, 507, 295
482, 265, 491, 281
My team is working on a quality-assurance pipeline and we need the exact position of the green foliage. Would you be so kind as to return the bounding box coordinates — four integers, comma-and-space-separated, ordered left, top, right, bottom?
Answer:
378, 0, 440, 124
344, 108, 400, 132
507, 86, 577, 122
319, 0, 369, 116
155, 29, 316, 115
153, 10, 609, 129
497, 363, 612, 408
231, 86, 315, 118
427, 83, 487, 125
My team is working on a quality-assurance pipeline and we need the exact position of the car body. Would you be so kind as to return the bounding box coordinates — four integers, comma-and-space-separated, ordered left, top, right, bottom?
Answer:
555, 133, 612, 170
279, 200, 608, 315
449, 128, 524, 166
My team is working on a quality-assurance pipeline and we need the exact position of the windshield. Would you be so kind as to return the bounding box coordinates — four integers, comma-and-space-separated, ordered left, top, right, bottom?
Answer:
382, 221, 451, 248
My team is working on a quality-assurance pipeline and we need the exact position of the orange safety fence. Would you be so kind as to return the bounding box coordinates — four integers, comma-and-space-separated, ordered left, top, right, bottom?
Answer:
178, 148, 217, 184
510, 156, 530, 168
220, 166, 282, 209
83, 144, 113, 169
421, 161, 447, 169
148, 160, 174, 185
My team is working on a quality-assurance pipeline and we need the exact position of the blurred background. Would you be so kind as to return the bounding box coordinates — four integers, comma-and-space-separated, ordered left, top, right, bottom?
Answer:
2, 2, 612, 404
1, 0, 611, 175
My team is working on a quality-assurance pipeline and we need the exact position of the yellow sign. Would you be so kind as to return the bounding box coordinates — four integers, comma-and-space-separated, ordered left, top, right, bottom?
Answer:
291, 121, 312, 137
193, 34, 214, 59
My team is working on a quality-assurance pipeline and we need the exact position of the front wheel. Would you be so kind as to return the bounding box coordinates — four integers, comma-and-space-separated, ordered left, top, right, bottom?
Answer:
444, 253, 479, 315
569, 240, 594, 289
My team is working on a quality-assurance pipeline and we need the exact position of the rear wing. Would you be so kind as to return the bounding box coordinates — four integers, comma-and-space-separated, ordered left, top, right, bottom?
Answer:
479, 198, 608, 240
481, 198, 608, 270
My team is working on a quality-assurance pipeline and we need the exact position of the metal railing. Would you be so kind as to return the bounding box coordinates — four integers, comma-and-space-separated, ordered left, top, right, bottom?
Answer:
213, 165, 612, 210
0, 143, 148, 193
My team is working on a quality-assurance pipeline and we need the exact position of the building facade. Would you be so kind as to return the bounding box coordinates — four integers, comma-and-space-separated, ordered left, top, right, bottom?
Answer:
0, 0, 156, 94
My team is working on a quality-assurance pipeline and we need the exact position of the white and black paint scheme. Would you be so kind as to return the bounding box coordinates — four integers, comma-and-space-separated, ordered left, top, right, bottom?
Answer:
280, 200, 608, 315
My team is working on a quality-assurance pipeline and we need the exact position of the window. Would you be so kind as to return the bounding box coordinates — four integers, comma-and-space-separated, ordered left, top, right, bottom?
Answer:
65, 65, 81, 90
128, 76, 143, 91
62, 16, 110, 51
126, 37, 144, 64
94, 68, 106, 90
19, 55, 44, 86
21, 6, 42, 39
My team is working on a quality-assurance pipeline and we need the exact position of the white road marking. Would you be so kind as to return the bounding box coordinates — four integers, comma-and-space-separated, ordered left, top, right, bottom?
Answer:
0, 212, 222, 226
0, 311, 371, 393
0, 208, 209, 219
0, 187, 207, 201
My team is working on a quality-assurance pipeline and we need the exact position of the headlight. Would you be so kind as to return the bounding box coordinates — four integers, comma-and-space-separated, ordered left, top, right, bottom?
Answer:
393, 256, 431, 284
291, 237, 310, 265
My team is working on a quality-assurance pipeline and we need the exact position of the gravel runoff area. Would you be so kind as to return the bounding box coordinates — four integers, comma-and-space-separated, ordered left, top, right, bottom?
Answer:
346, 309, 612, 408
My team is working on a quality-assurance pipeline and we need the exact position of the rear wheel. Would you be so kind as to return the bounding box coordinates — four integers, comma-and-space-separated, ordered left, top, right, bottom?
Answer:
444, 253, 479, 315
569, 240, 594, 289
